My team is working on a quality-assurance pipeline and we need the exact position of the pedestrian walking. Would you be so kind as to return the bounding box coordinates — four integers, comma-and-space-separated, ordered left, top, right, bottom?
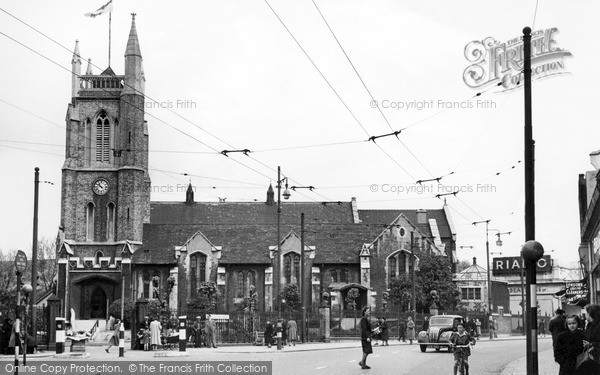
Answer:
398, 319, 406, 342
406, 316, 415, 345
554, 314, 585, 375
488, 316, 495, 340
149, 317, 162, 350
380, 317, 389, 346
265, 321, 274, 348
105, 319, 121, 353
550, 309, 567, 346
422, 316, 429, 332
475, 319, 481, 340
539, 319, 547, 338
205, 314, 217, 348
493, 319, 498, 338
287, 318, 297, 346
358, 306, 373, 369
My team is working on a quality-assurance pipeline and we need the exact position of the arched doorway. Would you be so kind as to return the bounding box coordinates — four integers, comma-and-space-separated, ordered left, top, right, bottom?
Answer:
90, 286, 107, 318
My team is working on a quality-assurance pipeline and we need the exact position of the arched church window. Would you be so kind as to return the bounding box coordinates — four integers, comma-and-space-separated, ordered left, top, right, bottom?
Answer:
330, 269, 338, 283
284, 255, 292, 284
389, 256, 397, 280
293, 254, 300, 283
85, 118, 92, 164
190, 252, 207, 299
95, 113, 110, 162
245, 271, 255, 298
106, 202, 115, 241
86, 202, 94, 241
237, 272, 244, 298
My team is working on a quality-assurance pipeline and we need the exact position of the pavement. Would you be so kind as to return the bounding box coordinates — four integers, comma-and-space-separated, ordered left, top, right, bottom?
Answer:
0, 334, 560, 374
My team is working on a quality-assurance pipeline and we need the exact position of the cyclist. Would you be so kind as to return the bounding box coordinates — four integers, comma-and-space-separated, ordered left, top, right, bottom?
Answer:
451, 322, 476, 375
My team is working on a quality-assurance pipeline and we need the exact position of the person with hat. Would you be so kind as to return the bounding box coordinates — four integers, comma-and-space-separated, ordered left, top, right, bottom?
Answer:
193, 316, 204, 348
549, 308, 567, 347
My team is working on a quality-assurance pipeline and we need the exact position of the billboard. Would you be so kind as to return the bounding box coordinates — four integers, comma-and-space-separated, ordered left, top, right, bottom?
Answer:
492, 255, 552, 275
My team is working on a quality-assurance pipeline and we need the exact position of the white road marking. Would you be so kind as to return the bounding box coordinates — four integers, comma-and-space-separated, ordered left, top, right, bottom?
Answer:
316, 366, 327, 370
373, 355, 380, 358
393, 351, 398, 354
349, 360, 357, 362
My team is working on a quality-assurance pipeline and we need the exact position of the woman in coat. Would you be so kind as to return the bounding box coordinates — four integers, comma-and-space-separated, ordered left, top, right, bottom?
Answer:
149, 317, 162, 350
380, 317, 389, 346
406, 316, 416, 345
287, 319, 298, 346
358, 306, 373, 369
105, 319, 121, 353
579, 304, 600, 375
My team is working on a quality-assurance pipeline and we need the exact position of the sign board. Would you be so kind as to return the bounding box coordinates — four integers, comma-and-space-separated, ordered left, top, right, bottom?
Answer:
209, 314, 230, 320
566, 281, 588, 305
14, 250, 27, 273
492, 255, 552, 275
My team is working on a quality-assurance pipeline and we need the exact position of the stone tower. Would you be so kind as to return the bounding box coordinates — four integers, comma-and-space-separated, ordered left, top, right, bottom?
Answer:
56, 15, 150, 319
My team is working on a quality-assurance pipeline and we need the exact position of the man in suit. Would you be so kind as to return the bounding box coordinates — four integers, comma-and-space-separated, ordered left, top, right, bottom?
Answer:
549, 308, 566, 347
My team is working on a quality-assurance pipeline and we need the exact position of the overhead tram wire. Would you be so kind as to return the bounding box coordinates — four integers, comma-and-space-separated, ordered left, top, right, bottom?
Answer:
311, 0, 436, 179
263, 0, 419, 182
264, 0, 501, 223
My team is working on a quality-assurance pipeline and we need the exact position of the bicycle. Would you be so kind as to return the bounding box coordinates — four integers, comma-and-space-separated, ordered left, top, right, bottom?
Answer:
452, 344, 473, 375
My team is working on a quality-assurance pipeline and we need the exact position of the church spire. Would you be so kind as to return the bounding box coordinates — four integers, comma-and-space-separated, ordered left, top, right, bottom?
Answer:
71, 40, 81, 98
185, 182, 194, 205
123, 13, 144, 96
85, 58, 93, 75
266, 184, 275, 206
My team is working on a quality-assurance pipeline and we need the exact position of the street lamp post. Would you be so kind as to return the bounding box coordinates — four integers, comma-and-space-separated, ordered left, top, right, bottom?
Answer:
473, 220, 492, 316
276, 167, 290, 319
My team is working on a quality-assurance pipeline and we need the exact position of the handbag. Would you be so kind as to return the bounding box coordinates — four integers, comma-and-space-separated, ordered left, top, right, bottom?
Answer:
576, 346, 598, 369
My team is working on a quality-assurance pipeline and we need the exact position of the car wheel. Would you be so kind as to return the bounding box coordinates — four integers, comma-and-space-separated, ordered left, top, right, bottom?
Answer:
420, 345, 427, 352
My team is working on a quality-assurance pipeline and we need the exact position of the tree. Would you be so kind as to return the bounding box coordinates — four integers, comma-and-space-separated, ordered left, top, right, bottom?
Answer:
388, 274, 421, 312
456, 259, 472, 273
280, 284, 301, 314
416, 252, 460, 311
108, 299, 136, 328
187, 281, 218, 311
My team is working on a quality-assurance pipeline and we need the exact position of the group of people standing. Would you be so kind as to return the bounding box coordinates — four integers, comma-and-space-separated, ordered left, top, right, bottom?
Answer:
263, 318, 298, 348
551, 306, 600, 375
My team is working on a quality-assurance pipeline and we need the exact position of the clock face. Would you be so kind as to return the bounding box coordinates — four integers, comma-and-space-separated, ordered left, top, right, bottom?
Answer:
92, 179, 109, 195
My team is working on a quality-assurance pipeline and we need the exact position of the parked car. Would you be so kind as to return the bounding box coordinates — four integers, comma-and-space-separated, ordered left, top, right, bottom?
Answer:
417, 315, 464, 352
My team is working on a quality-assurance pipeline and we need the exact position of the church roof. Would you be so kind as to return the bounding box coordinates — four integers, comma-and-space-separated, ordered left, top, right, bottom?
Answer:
149, 201, 356, 225
137, 222, 383, 265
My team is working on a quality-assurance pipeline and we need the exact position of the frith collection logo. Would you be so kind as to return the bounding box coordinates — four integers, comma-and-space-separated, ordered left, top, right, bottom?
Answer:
463, 27, 572, 91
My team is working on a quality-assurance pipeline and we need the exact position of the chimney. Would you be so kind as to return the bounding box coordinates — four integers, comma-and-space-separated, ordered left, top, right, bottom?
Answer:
266, 184, 275, 206
416, 209, 427, 224
591, 149, 600, 170
472, 257, 477, 266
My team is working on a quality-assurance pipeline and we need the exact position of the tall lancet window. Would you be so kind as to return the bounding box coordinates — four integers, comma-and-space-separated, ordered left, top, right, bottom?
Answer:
86, 202, 95, 241
107, 202, 115, 241
95, 113, 110, 162
84, 118, 92, 164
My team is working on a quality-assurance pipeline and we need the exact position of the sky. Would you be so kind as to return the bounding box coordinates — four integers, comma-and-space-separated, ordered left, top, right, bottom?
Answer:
0, 0, 598, 273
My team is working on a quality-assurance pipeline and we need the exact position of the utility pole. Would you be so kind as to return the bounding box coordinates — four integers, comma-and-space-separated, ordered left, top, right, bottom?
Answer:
410, 232, 416, 321
300, 213, 306, 343
31, 168, 39, 344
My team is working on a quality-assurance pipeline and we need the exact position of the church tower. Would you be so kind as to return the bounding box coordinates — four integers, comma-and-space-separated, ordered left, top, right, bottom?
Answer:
57, 15, 150, 319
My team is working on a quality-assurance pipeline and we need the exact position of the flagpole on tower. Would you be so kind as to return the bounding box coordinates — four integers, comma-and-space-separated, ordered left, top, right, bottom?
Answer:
108, 12, 112, 67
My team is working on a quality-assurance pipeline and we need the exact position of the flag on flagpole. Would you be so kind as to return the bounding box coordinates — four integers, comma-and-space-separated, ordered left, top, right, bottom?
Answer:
85, 0, 113, 17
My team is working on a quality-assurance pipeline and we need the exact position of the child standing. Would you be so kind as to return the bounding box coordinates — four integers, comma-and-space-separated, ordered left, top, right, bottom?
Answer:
554, 315, 585, 375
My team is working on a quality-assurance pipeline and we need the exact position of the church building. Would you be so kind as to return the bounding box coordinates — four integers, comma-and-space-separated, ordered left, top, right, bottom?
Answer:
56, 16, 457, 320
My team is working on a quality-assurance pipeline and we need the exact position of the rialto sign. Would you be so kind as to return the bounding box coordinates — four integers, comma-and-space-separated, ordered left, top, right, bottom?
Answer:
463, 28, 572, 91
492, 255, 552, 275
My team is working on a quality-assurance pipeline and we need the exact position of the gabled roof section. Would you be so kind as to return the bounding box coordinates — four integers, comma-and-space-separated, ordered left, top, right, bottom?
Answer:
357, 208, 452, 240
